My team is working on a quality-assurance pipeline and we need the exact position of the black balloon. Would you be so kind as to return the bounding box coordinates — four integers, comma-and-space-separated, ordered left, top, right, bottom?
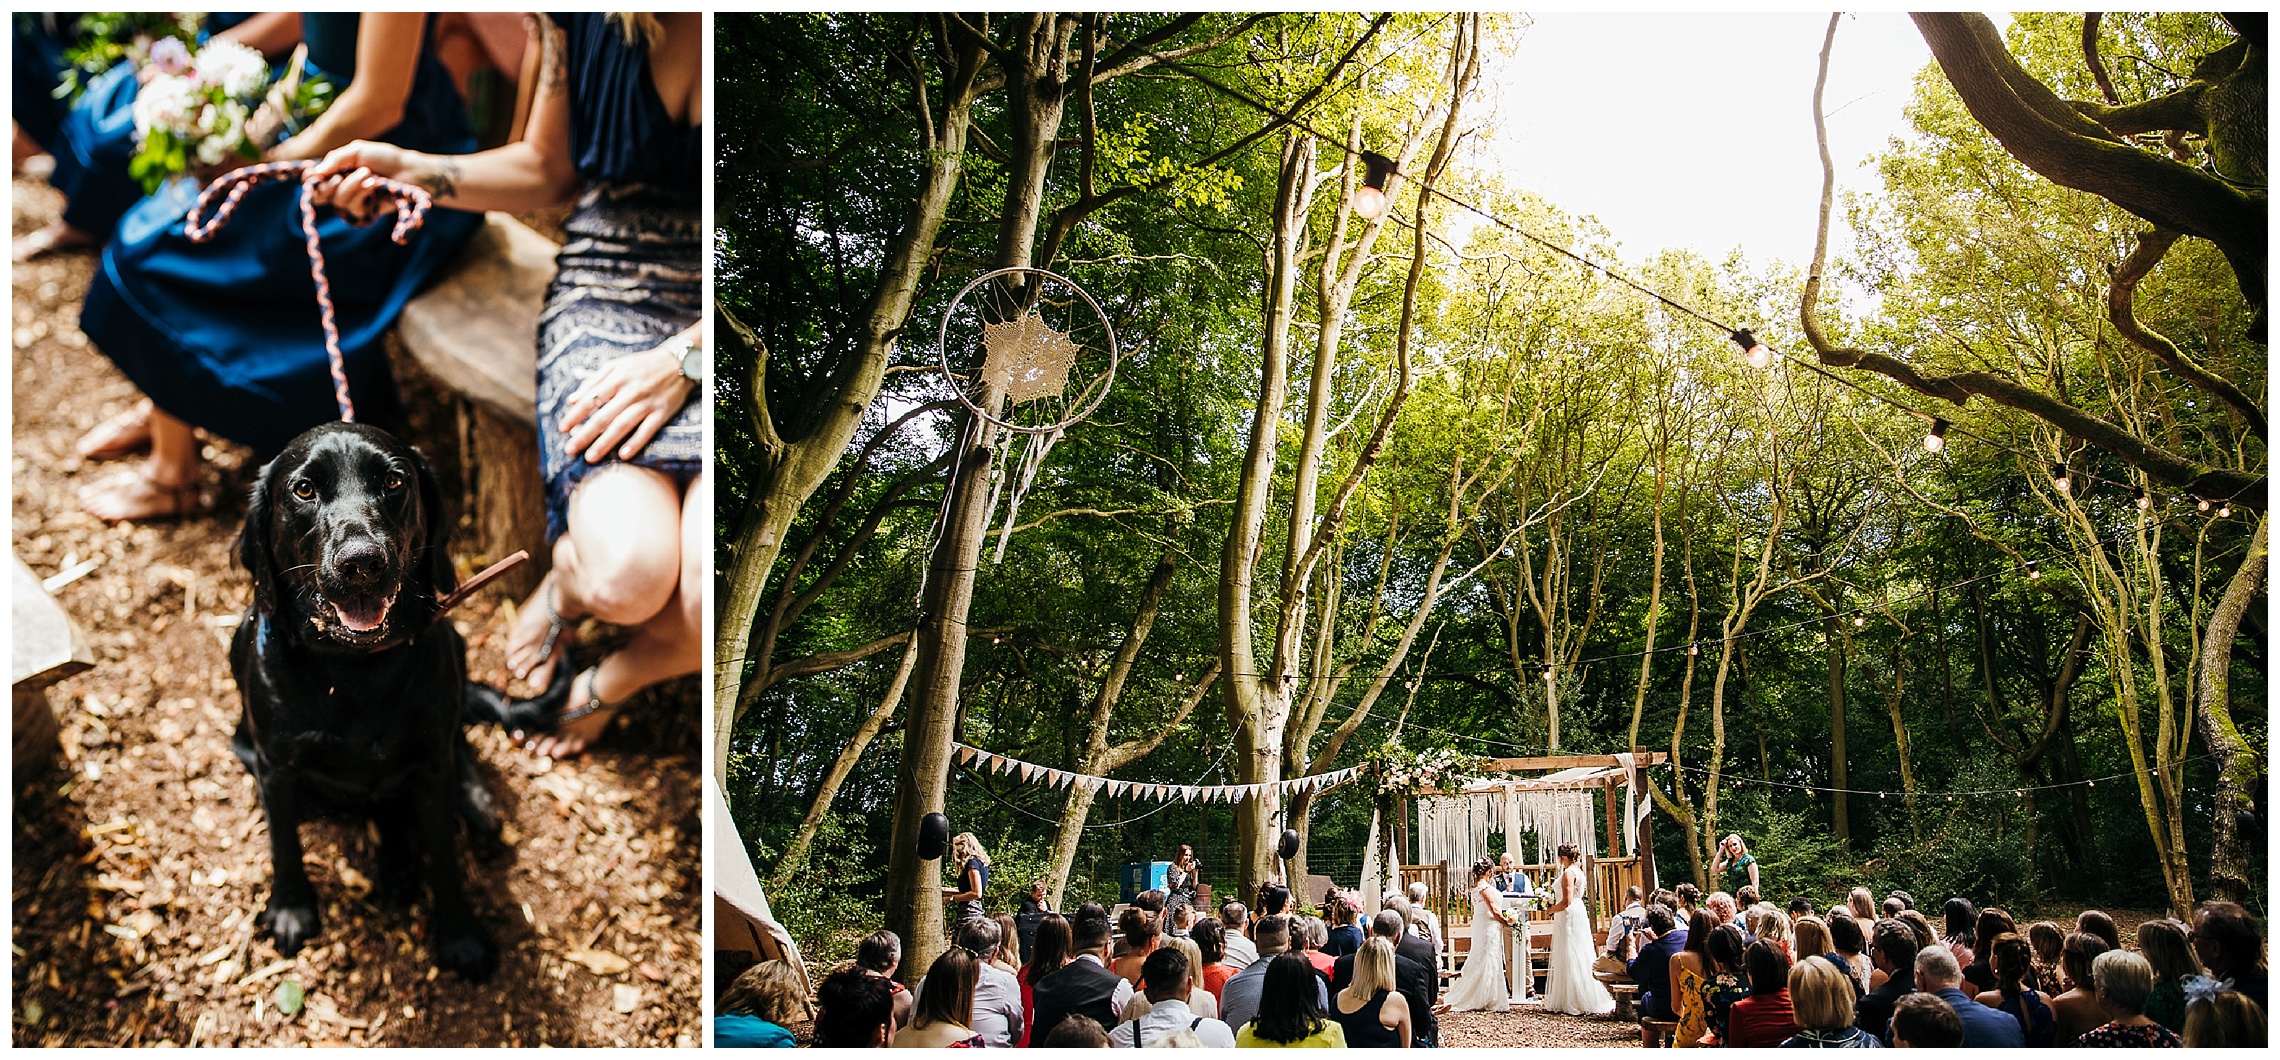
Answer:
1278, 828, 1301, 860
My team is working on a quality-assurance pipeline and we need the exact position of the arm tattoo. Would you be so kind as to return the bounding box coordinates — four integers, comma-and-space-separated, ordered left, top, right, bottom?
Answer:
426, 157, 461, 201
540, 20, 568, 97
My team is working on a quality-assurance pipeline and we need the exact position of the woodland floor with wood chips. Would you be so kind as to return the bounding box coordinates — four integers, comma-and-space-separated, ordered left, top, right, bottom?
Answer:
11, 174, 700, 1047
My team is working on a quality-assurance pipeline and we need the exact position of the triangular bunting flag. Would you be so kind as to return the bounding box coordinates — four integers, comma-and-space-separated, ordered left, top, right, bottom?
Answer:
957, 745, 976, 765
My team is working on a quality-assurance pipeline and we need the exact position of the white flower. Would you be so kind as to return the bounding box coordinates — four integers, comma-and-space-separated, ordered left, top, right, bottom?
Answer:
192, 39, 269, 100
196, 135, 230, 167
131, 75, 202, 137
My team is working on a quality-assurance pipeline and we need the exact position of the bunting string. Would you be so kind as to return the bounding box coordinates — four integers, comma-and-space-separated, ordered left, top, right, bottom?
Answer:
953, 742, 1363, 805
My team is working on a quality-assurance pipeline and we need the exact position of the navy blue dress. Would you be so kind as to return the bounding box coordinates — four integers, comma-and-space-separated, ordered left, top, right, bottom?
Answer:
534, 13, 702, 540
16, 15, 253, 241
79, 14, 481, 457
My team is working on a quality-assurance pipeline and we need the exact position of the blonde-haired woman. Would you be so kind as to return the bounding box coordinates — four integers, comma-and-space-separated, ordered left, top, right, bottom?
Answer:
1779, 956, 1879, 1047
1710, 834, 1758, 895
943, 833, 991, 925
311, 13, 703, 758
1331, 936, 1412, 1047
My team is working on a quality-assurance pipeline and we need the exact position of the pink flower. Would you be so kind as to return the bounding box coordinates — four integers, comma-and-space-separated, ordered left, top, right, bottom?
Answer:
150, 36, 191, 77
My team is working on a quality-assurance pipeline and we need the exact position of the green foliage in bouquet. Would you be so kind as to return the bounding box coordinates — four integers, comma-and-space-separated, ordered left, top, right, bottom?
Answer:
50, 12, 202, 102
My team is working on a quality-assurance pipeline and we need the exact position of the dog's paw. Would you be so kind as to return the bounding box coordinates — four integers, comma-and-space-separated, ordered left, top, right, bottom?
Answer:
258, 899, 323, 955
432, 922, 498, 982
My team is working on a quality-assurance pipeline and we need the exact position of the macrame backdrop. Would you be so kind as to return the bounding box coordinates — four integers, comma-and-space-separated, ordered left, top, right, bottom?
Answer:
1414, 783, 1610, 872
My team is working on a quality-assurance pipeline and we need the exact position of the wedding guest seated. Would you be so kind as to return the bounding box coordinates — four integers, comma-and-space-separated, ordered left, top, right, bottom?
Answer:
2181, 987, 2266, 1048
1020, 913, 1073, 1046
1889, 992, 1963, 1048
1031, 904, 1133, 1042
2075, 950, 2180, 1047
1964, 908, 2015, 993
1257, 882, 1293, 923
1604, 886, 1649, 962
1737, 885, 1762, 911
1939, 898, 1978, 973
1630, 904, 1688, 1020
1221, 902, 1261, 968
1887, 891, 1915, 912
895, 948, 986, 1048
715, 959, 804, 1047
1671, 911, 1717, 1047
1194, 919, 1238, 1003
814, 967, 899, 1047
1114, 907, 1162, 985
1298, 918, 1336, 980
1882, 896, 1906, 918
992, 913, 1024, 975
2075, 910, 2122, 954
1703, 923, 1752, 1045
1328, 937, 1413, 1049
1110, 948, 1237, 1048
1325, 895, 1366, 959
1755, 907, 1794, 960
2191, 901, 2268, 1013
2051, 932, 2111, 1043
1848, 888, 1877, 922
1793, 917, 1845, 987
1331, 910, 1437, 1047
1234, 954, 1347, 1048
914, 918, 1023, 1047
2024, 921, 2067, 996
1706, 892, 1739, 928
1788, 898, 1817, 920
856, 930, 915, 1028
1406, 882, 1444, 950
1830, 914, 1871, 993
1780, 955, 1883, 1048
1123, 936, 1219, 1022
1895, 911, 1938, 957
1914, 944, 2022, 1048
1973, 933, 2056, 1047
1856, 920, 1918, 1041
2131, 919, 2199, 1034
1725, 941, 1799, 1048
1168, 904, 1199, 939
1043, 1016, 1111, 1048
1674, 883, 1702, 921
1221, 917, 1326, 1035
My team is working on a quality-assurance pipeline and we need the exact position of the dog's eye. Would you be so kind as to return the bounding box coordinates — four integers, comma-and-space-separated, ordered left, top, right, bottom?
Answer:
292, 480, 316, 500
385, 472, 405, 491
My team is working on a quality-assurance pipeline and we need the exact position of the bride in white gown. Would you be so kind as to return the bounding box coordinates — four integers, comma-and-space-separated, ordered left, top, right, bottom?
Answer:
1441, 857, 1516, 1012
1542, 843, 1615, 1015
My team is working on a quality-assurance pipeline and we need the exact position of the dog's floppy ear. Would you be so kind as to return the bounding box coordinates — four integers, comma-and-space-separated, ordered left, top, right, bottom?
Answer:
411, 445, 458, 600
236, 459, 278, 613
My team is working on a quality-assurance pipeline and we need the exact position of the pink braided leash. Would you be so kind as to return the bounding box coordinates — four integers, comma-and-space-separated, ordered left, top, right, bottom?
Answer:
184, 160, 434, 423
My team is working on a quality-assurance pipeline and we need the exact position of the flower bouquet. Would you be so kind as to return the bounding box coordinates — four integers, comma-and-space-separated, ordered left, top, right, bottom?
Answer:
48, 12, 203, 102
1495, 890, 1545, 925
128, 39, 332, 192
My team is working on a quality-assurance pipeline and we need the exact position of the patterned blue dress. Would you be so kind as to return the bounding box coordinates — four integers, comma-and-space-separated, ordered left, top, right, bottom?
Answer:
535, 13, 703, 541
78, 14, 481, 457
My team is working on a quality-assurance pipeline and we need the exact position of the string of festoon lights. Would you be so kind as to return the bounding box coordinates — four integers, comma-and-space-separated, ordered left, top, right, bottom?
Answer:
1021, 524, 2251, 689
1382, 719, 2229, 805
1150, 48, 2261, 514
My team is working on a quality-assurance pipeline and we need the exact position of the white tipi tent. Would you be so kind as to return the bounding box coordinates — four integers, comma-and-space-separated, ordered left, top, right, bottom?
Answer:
713, 775, 810, 1010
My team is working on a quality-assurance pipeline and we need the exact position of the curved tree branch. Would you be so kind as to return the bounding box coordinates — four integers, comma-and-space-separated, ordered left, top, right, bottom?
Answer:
2109, 229, 2267, 438
1804, 15, 2266, 512
1912, 13, 2265, 325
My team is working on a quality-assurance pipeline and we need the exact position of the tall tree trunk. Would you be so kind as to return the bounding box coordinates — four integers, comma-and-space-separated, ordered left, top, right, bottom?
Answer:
2196, 513, 2267, 905
1826, 614, 1852, 848
1880, 639, 1921, 840
715, 35, 984, 782
887, 15, 1074, 980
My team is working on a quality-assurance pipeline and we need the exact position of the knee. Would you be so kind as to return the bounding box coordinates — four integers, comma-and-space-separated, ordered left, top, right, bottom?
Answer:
577, 547, 678, 625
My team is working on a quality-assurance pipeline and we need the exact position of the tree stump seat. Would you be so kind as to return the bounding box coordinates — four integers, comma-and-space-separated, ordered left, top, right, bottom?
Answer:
1641, 1017, 1680, 1047
1603, 979, 1639, 1020
392, 211, 557, 597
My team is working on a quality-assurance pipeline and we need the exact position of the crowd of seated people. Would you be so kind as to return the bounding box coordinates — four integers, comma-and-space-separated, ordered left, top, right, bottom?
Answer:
740, 874, 2266, 1050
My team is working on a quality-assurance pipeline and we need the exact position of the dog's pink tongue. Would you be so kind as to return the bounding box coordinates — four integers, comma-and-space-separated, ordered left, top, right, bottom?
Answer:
334, 601, 386, 632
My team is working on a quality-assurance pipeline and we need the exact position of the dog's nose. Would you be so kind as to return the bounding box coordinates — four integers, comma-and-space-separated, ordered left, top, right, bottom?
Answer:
333, 540, 388, 584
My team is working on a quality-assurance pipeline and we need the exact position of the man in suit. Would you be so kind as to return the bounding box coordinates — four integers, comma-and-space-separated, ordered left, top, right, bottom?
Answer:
1915, 945, 2023, 1047
1855, 919, 1917, 1042
1627, 903, 1688, 1020
1219, 916, 1325, 1034
1330, 910, 1440, 1046
1030, 903, 1132, 1042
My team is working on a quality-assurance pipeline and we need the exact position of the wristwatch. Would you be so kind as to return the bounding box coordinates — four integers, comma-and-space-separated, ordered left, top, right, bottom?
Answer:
675, 338, 707, 385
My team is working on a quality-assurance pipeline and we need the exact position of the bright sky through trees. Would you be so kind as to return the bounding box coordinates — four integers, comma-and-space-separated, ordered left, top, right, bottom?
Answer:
1483, 11, 1947, 272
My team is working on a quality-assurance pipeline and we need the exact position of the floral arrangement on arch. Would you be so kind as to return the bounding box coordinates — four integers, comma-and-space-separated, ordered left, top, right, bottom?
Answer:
128, 38, 331, 192
1365, 740, 1485, 798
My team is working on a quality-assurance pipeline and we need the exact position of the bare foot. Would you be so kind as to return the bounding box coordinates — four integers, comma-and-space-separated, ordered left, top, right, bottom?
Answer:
13, 220, 95, 262
78, 468, 209, 523
76, 400, 155, 460
505, 570, 571, 687
519, 666, 615, 759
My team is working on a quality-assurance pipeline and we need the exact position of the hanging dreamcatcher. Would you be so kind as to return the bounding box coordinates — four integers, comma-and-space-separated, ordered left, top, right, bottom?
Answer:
933, 266, 1120, 565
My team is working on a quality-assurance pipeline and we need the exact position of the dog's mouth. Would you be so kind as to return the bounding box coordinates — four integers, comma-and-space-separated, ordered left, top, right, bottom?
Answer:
325, 589, 398, 634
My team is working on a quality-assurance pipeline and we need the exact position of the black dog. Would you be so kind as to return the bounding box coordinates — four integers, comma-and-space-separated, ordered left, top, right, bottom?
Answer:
229, 422, 562, 980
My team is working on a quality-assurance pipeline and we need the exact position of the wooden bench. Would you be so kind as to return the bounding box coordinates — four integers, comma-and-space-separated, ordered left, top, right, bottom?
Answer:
12, 554, 93, 783
393, 211, 557, 598
1598, 972, 1638, 1020
1641, 1017, 1680, 1048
